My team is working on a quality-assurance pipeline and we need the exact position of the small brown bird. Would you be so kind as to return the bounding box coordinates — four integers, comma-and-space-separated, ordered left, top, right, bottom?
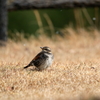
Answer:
24, 46, 54, 71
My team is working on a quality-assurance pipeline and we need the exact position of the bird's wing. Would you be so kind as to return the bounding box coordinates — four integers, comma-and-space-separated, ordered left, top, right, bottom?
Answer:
32, 52, 43, 61
32, 51, 50, 68
24, 52, 43, 68
28, 52, 43, 65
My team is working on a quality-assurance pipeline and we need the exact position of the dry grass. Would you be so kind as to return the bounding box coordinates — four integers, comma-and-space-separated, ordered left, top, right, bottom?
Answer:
0, 28, 100, 100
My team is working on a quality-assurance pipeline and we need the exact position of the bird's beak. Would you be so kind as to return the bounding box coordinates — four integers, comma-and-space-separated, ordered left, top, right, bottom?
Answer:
40, 47, 43, 49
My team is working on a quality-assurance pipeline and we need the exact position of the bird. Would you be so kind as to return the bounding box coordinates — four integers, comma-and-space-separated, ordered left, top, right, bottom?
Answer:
24, 46, 54, 71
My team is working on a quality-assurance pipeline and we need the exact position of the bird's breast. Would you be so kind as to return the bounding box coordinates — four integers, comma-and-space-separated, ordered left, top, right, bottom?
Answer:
46, 55, 53, 66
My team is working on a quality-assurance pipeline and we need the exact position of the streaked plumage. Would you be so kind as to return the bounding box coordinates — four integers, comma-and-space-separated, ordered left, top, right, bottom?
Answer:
24, 46, 54, 71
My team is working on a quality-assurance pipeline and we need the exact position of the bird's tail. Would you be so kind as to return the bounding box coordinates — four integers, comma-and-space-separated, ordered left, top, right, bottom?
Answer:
24, 60, 34, 69
24, 65, 29, 69
24, 63, 31, 69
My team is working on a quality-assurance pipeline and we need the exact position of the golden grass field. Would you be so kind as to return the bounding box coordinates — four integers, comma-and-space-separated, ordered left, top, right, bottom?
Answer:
0, 28, 100, 100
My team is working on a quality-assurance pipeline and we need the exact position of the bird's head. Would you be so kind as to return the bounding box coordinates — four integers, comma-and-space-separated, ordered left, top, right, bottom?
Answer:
40, 46, 51, 53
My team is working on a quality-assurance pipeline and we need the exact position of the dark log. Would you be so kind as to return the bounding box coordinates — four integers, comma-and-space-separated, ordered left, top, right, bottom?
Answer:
0, 0, 7, 44
7, 0, 100, 10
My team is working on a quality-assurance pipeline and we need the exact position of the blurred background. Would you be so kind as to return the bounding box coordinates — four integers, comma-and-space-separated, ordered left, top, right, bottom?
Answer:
0, 0, 100, 41
8, 8, 100, 38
